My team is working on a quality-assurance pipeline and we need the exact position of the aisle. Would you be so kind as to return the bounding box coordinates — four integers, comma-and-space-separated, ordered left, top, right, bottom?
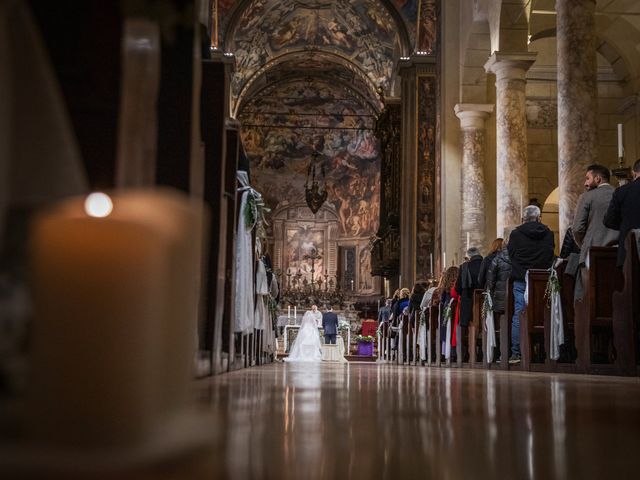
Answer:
198, 363, 640, 479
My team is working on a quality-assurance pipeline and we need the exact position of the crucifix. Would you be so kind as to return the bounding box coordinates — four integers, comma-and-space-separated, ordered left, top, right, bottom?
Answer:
302, 247, 322, 287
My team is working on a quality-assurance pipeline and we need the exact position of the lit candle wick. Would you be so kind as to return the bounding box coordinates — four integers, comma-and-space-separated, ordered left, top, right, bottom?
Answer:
85, 192, 113, 218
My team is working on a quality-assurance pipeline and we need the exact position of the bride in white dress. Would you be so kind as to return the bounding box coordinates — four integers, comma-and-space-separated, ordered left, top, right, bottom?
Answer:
285, 305, 323, 362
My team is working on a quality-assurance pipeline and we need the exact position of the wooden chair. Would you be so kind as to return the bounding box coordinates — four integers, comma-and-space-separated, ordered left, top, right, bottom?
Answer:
611, 231, 640, 376
574, 247, 625, 374
521, 270, 550, 372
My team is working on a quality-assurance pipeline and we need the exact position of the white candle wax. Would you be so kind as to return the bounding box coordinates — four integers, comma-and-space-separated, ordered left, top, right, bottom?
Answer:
294, 306, 297, 318
28, 189, 205, 448
466, 232, 470, 251
443, 251, 446, 269
288, 305, 291, 318
618, 123, 624, 158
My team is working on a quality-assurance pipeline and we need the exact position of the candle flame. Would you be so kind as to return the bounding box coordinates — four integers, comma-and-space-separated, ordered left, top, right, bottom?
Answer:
85, 192, 113, 218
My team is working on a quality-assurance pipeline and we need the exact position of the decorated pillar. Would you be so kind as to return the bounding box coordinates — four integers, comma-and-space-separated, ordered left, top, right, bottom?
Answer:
454, 103, 493, 254
485, 52, 536, 236
398, 55, 439, 286
557, 0, 598, 240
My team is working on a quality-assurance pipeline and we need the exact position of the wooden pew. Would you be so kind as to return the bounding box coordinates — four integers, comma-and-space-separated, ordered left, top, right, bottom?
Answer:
500, 279, 514, 370
611, 231, 640, 376
426, 303, 441, 366
468, 289, 484, 368
457, 290, 483, 368
574, 247, 625, 374
520, 270, 551, 371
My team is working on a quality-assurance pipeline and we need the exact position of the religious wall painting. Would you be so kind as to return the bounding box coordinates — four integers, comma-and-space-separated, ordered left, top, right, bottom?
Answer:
286, 226, 325, 284
239, 77, 381, 240
416, 75, 437, 279
358, 247, 375, 293
417, 0, 437, 54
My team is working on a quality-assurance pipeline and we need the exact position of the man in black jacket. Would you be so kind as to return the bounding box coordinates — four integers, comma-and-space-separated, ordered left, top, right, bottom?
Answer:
604, 159, 640, 266
455, 247, 483, 328
507, 205, 555, 363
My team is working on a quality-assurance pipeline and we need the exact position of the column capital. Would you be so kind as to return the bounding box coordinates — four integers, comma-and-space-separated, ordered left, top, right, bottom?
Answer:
484, 52, 537, 81
454, 104, 494, 129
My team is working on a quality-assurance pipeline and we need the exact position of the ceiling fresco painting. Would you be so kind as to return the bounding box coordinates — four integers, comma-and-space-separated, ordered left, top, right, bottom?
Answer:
238, 76, 381, 239
217, 0, 418, 52
226, 0, 402, 104
238, 52, 383, 117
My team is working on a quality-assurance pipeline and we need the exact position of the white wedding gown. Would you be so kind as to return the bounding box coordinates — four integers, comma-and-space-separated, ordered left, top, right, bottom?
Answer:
285, 311, 322, 362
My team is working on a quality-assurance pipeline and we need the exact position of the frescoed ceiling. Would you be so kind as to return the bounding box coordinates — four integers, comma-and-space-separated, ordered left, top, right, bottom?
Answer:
224, 0, 407, 115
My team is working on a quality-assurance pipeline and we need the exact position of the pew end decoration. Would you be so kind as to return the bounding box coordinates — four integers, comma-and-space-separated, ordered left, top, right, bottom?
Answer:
545, 259, 565, 361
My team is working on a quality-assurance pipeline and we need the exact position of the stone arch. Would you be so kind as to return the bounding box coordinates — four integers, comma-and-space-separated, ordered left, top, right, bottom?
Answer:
484, 0, 530, 54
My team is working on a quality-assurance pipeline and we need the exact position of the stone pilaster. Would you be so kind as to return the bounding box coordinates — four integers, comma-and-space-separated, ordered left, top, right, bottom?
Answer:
557, 0, 598, 240
485, 52, 536, 237
454, 103, 493, 254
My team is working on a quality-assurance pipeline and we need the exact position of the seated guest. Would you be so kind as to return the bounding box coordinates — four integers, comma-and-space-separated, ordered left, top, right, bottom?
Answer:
478, 238, 504, 288
604, 158, 640, 266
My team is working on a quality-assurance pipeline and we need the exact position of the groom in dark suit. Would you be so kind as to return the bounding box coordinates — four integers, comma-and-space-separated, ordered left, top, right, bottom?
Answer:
322, 305, 339, 344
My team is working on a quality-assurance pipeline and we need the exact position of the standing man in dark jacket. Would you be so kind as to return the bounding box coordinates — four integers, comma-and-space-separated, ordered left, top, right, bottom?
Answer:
604, 159, 640, 266
507, 205, 555, 363
455, 247, 483, 327
322, 306, 339, 344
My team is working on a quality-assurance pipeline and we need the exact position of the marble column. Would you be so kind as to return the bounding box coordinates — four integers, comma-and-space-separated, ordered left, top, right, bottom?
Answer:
454, 104, 494, 254
485, 52, 536, 237
557, 0, 598, 240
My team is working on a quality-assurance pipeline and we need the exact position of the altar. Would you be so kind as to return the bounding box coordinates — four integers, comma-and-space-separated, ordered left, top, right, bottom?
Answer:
283, 325, 350, 355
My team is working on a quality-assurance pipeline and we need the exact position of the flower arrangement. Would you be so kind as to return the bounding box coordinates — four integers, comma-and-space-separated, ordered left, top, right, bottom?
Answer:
338, 319, 350, 331
356, 335, 375, 343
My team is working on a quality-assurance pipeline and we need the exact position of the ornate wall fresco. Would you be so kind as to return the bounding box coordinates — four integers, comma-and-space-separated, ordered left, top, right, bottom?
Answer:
239, 77, 381, 238
239, 76, 381, 294
417, 75, 437, 280
417, 0, 437, 53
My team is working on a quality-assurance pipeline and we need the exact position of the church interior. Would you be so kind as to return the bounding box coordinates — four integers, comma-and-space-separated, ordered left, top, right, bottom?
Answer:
1, 0, 640, 478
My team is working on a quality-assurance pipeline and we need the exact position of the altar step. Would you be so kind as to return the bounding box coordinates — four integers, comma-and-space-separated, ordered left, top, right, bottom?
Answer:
275, 352, 376, 363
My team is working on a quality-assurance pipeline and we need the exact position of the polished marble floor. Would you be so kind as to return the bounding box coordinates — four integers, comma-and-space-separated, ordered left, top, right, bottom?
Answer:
193, 362, 640, 480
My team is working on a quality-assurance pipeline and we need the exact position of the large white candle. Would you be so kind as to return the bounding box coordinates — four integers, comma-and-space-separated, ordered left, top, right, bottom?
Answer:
618, 123, 624, 158
288, 305, 291, 318
466, 232, 470, 252
294, 305, 297, 318
443, 251, 446, 269
28, 189, 206, 448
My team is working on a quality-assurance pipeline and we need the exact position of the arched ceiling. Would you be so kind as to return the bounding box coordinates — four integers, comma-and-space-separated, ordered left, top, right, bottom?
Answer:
221, 0, 417, 116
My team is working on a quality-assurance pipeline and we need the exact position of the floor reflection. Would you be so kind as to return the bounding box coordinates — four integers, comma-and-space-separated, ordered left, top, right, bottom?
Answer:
200, 363, 640, 479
